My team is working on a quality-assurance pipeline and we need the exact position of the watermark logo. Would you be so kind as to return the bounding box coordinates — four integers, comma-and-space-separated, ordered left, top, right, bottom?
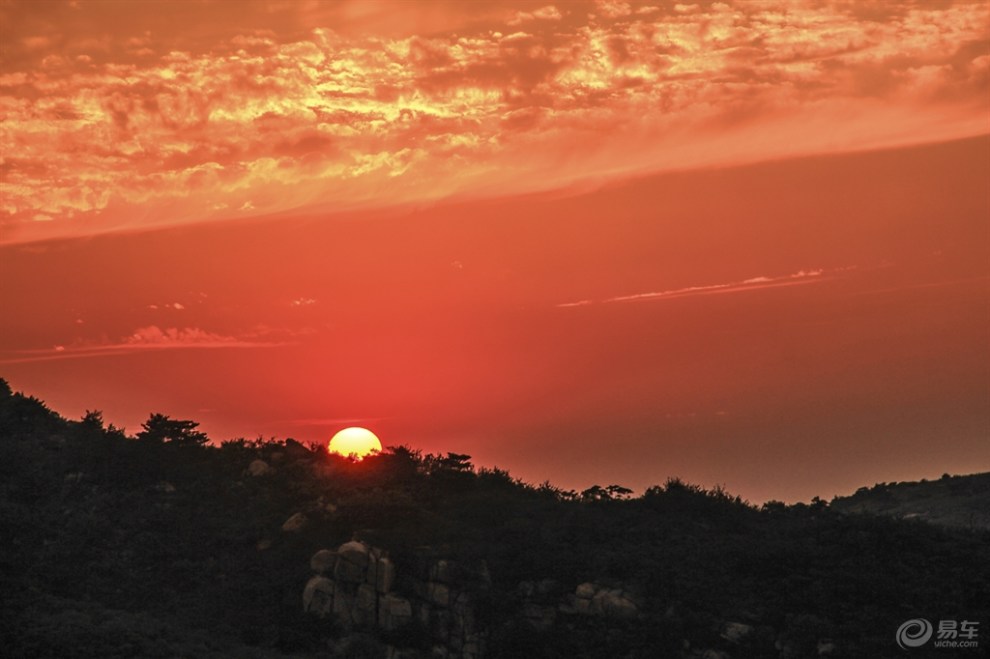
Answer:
897, 619, 933, 649
897, 618, 980, 650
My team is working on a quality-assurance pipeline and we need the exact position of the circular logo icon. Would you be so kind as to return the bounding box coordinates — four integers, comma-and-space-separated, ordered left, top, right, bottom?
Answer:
896, 618, 933, 649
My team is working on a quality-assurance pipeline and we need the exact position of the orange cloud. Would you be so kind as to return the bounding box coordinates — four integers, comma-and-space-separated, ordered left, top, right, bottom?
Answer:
1, 0, 987, 242
0, 324, 294, 364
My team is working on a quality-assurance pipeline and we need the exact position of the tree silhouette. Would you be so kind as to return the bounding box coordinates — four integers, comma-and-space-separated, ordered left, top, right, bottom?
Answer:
605, 484, 633, 500
136, 413, 208, 446
80, 409, 105, 430
439, 452, 473, 472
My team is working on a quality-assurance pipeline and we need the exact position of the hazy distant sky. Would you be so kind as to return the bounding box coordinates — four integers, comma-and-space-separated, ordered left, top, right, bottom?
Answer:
1, 1, 988, 502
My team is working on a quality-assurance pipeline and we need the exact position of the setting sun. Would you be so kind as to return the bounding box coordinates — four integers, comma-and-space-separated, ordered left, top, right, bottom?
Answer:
328, 427, 382, 460
1, 0, 987, 503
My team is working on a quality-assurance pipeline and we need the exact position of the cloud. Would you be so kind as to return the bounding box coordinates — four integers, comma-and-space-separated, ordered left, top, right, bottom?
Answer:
125, 325, 239, 346
595, 0, 633, 19
557, 268, 835, 308
0, 325, 287, 364
508, 5, 563, 25
1, 0, 987, 242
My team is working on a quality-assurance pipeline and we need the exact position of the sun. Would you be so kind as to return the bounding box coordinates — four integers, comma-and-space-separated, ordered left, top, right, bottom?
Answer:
328, 427, 382, 460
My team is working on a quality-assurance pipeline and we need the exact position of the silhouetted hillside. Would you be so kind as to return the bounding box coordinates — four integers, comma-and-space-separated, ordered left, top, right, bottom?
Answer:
830, 473, 990, 530
1, 378, 987, 659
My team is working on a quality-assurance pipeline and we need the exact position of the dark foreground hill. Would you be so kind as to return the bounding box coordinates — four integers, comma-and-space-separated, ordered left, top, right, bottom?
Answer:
830, 473, 990, 530
0, 379, 987, 659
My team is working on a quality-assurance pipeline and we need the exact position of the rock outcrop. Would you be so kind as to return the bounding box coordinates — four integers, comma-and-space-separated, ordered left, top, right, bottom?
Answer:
303, 541, 485, 659
720, 621, 754, 644
560, 582, 640, 618
246, 459, 271, 476
281, 512, 308, 532
303, 545, 853, 659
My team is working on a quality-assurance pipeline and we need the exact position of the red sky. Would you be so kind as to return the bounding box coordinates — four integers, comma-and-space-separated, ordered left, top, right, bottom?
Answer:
1, 0, 988, 502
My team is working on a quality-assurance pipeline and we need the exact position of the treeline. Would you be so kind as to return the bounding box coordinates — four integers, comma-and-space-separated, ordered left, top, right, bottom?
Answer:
1, 378, 988, 658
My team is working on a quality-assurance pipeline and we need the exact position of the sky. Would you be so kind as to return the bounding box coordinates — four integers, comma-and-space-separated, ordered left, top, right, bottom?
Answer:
1, 0, 988, 502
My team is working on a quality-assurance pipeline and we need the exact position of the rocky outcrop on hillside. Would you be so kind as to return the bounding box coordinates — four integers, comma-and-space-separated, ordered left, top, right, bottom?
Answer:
563, 582, 640, 618
300, 545, 848, 659
303, 541, 485, 658
302, 542, 652, 658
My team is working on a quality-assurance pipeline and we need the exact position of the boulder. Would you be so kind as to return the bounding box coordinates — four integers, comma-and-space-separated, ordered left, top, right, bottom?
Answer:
451, 592, 476, 635
721, 621, 754, 644
365, 555, 378, 586
335, 558, 366, 583
430, 559, 455, 584
415, 601, 432, 626
310, 549, 336, 575
702, 651, 730, 659
302, 576, 334, 616
356, 583, 378, 612
378, 594, 413, 631
427, 582, 450, 608
564, 582, 639, 618
591, 588, 638, 618
817, 639, 838, 656
246, 459, 271, 476
324, 500, 338, 513
573, 597, 591, 614
376, 558, 396, 593
338, 540, 370, 568
575, 582, 597, 599
333, 590, 356, 627
334, 541, 370, 582
281, 512, 307, 532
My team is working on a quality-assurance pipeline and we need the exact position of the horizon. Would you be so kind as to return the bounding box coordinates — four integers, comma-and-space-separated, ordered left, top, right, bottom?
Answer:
2, 0, 988, 505
5, 376, 990, 507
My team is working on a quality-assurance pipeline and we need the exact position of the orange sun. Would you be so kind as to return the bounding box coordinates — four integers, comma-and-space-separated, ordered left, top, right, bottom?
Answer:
328, 427, 382, 460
